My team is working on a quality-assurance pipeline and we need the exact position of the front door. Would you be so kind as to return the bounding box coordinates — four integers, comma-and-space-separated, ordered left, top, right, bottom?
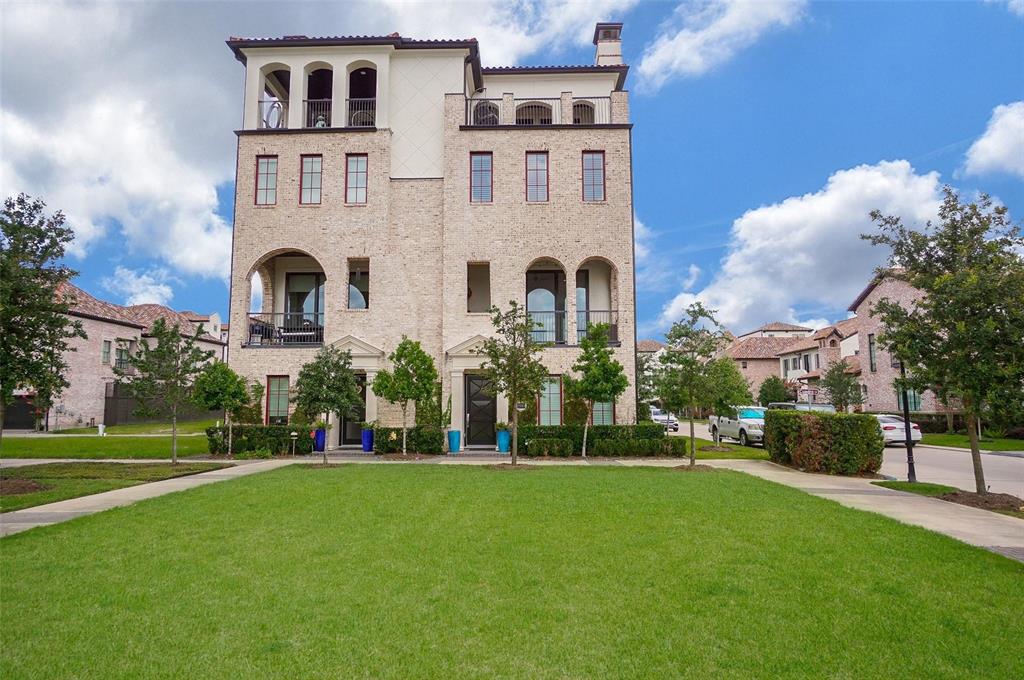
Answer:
465, 375, 496, 447
340, 375, 367, 446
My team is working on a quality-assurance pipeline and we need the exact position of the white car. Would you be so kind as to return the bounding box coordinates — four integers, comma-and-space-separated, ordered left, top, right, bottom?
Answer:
709, 406, 766, 447
874, 414, 922, 445
650, 407, 679, 432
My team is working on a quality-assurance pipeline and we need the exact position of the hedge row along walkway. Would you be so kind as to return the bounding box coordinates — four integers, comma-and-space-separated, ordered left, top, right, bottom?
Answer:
2, 456, 1022, 563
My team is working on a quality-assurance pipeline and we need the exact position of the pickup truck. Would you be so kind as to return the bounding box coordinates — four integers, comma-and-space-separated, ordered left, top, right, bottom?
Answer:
709, 406, 766, 447
650, 407, 680, 432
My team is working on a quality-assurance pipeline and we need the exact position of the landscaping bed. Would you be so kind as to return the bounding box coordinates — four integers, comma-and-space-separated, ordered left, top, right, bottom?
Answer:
873, 481, 1024, 520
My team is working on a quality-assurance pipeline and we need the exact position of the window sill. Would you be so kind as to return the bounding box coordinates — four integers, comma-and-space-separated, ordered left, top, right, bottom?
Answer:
341, 308, 370, 312
298, 203, 322, 208
344, 203, 368, 208
466, 312, 491, 316
525, 201, 550, 205
468, 201, 493, 206
254, 204, 277, 209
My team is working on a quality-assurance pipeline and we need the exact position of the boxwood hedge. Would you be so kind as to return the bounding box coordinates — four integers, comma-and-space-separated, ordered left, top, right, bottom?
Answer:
206, 425, 314, 456
592, 437, 689, 457
519, 423, 664, 455
764, 410, 884, 475
524, 438, 573, 457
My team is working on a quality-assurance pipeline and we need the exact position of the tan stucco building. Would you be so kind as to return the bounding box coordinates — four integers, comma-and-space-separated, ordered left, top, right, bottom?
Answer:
225, 24, 638, 448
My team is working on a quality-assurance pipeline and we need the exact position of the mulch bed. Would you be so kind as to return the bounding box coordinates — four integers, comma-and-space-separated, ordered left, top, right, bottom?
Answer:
672, 464, 716, 472
487, 463, 537, 470
940, 490, 1024, 513
0, 478, 49, 495
378, 453, 439, 461
698, 445, 736, 453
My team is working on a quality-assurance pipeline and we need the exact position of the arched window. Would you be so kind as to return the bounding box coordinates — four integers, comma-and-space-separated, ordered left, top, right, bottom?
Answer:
258, 64, 290, 129
472, 100, 499, 126
304, 64, 333, 128
516, 101, 553, 125
573, 101, 595, 125
347, 65, 377, 126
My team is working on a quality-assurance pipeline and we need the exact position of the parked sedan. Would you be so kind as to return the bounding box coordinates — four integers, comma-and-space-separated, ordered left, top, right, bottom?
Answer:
874, 414, 922, 445
650, 407, 680, 432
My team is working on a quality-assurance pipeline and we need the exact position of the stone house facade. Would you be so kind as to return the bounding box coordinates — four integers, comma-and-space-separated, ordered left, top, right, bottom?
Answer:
225, 24, 638, 448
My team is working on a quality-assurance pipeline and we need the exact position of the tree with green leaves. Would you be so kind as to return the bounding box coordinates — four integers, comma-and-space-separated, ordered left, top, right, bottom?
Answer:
657, 302, 737, 464
293, 346, 364, 463
193, 362, 249, 457
563, 323, 629, 457
757, 375, 790, 406
0, 194, 85, 445
706, 357, 754, 445
115, 318, 213, 464
476, 301, 549, 465
232, 380, 265, 424
819, 359, 863, 412
635, 350, 657, 420
372, 337, 438, 454
864, 186, 1024, 493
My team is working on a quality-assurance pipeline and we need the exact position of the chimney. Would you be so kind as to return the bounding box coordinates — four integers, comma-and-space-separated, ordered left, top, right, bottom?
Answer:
593, 22, 623, 66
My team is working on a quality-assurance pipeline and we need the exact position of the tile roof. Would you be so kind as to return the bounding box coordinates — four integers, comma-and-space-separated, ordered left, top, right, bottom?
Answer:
58, 282, 145, 329
759, 321, 813, 332
776, 338, 820, 355
724, 336, 806, 360
124, 304, 223, 345
637, 339, 665, 353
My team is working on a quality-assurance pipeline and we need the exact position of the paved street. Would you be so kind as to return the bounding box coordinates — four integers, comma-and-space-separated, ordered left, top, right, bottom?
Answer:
881, 445, 1024, 497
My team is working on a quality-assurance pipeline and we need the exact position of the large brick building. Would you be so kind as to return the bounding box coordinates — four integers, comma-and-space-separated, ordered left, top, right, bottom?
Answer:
225, 24, 638, 448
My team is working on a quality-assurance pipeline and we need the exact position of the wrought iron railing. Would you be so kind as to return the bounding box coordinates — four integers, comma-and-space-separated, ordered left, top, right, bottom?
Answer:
514, 98, 561, 125
576, 310, 620, 344
258, 99, 288, 129
246, 312, 324, 346
304, 99, 332, 128
346, 98, 376, 127
465, 98, 501, 126
528, 310, 567, 345
572, 97, 611, 124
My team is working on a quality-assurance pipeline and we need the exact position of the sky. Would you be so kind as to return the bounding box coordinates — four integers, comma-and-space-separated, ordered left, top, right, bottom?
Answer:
2, 0, 1022, 336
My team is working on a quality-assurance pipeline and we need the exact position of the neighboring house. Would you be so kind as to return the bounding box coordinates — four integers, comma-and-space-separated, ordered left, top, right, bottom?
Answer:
637, 339, 664, 361
777, 319, 860, 404
225, 24, 638, 448
734, 321, 814, 340
723, 336, 806, 397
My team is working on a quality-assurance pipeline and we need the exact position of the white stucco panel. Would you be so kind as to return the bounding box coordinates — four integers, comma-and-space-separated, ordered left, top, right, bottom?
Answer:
389, 52, 465, 178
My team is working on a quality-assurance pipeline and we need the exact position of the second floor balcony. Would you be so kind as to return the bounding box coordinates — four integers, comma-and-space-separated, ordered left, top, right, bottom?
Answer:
465, 94, 616, 127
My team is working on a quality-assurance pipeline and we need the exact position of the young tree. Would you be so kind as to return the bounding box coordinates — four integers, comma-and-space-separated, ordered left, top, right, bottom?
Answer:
372, 337, 438, 454
864, 187, 1024, 493
293, 346, 364, 463
232, 380, 265, 424
706, 357, 754, 445
563, 323, 629, 457
115, 318, 213, 464
0, 194, 85, 445
635, 350, 657, 420
657, 302, 734, 465
819, 359, 863, 412
758, 375, 790, 406
476, 301, 549, 465
193, 362, 249, 457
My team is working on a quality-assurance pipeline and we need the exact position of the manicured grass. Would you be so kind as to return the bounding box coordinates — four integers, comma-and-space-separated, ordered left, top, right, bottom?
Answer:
0, 436, 209, 459
0, 462, 227, 512
2, 465, 1021, 679
691, 437, 768, 459
873, 480, 959, 496
922, 433, 1024, 452
54, 419, 217, 435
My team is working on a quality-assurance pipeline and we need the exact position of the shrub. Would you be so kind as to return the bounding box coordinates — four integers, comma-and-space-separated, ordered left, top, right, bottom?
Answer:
373, 425, 444, 454
592, 437, 689, 457
764, 410, 883, 475
524, 438, 573, 457
206, 425, 314, 456
518, 423, 664, 454
234, 447, 272, 460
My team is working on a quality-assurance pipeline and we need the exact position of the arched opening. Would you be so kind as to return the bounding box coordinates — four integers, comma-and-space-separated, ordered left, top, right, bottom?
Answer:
471, 100, 499, 126
576, 257, 619, 344
304, 63, 333, 127
245, 249, 327, 346
258, 63, 290, 129
573, 101, 595, 125
347, 64, 377, 126
516, 101, 553, 125
526, 257, 567, 344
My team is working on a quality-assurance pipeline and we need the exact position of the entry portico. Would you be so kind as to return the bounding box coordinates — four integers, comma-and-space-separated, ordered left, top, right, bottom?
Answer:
446, 335, 509, 448
327, 335, 384, 448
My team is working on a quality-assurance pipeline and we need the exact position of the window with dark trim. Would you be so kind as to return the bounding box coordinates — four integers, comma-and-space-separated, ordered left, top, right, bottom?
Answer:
538, 376, 561, 425
255, 156, 278, 205
300, 155, 322, 204
582, 151, 605, 201
267, 376, 290, 424
115, 346, 130, 371
346, 154, 368, 204
740, 361, 747, 369
897, 388, 922, 412
591, 400, 613, 425
470, 152, 492, 203
868, 334, 877, 372
101, 340, 111, 365
348, 258, 370, 309
526, 151, 548, 202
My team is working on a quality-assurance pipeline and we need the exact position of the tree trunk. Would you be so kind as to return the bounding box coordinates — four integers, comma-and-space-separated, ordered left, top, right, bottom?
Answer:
401, 403, 408, 455
965, 410, 988, 494
688, 411, 696, 467
582, 402, 591, 458
0, 396, 6, 449
171, 409, 178, 465
945, 410, 954, 434
511, 409, 518, 466
226, 410, 234, 457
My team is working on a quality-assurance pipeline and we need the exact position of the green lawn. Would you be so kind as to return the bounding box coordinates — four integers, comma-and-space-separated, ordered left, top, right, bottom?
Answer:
0, 436, 209, 459
922, 433, 1024, 452
872, 480, 959, 496
0, 462, 228, 512
54, 419, 217, 435
691, 437, 768, 459
2, 465, 1021, 679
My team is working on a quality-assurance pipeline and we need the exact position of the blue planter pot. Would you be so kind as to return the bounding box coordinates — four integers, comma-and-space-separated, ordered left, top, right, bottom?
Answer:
447, 429, 461, 454
361, 428, 374, 452
313, 429, 327, 452
496, 429, 511, 453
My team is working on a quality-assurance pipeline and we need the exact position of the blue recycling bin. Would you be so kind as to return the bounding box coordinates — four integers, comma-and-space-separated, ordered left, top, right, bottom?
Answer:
497, 429, 511, 453
361, 428, 374, 452
447, 429, 461, 454
313, 428, 327, 452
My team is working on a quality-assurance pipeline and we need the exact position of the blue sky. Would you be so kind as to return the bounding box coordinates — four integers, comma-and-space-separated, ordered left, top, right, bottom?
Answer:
2, 0, 1022, 335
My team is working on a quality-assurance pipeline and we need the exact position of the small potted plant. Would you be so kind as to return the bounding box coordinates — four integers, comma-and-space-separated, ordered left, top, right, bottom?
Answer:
360, 421, 376, 453
495, 422, 511, 453
312, 419, 331, 453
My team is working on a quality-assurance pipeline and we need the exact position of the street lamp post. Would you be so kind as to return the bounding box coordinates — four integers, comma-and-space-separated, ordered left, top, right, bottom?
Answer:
898, 359, 917, 483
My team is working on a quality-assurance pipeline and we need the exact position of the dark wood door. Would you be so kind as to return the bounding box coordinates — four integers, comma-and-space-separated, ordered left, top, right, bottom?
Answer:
465, 375, 496, 446
340, 376, 367, 445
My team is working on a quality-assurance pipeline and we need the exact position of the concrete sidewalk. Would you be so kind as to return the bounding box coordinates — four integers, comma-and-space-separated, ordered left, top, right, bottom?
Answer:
0, 459, 292, 536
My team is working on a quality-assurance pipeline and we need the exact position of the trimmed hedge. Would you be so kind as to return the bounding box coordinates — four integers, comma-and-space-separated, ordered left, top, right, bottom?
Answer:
519, 423, 664, 455
524, 438, 573, 457
592, 437, 689, 457
765, 410, 883, 475
373, 426, 444, 454
206, 425, 314, 456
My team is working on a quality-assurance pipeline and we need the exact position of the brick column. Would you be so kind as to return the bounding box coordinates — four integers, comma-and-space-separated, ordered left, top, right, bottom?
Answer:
610, 91, 630, 124
500, 93, 515, 125
560, 92, 573, 125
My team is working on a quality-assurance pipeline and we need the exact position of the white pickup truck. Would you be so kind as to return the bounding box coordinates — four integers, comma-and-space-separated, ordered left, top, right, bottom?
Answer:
708, 406, 767, 447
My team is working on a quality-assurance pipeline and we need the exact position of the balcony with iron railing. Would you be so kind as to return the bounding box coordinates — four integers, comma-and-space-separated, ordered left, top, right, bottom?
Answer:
463, 94, 616, 126
258, 99, 288, 129
346, 98, 376, 127
576, 310, 620, 344
528, 310, 567, 345
245, 312, 324, 347
255, 98, 377, 130
304, 99, 331, 128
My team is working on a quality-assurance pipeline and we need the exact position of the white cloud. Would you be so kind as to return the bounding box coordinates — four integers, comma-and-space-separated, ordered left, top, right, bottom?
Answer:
988, 0, 1024, 17
963, 101, 1024, 179
682, 264, 702, 289
638, 0, 806, 90
655, 160, 944, 333
103, 267, 175, 306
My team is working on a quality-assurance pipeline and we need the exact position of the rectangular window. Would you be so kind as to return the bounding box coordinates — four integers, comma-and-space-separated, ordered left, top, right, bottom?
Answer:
348, 258, 370, 309
346, 154, 368, 204
582, 151, 605, 201
300, 155, 322, 204
591, 400, 614, 425
526, 151, 548, 202
897, 388, 922, 412
815, 354, 820, 369
285, 272, 325, 325
470, 152, 492, 203
803, 355, 810, 372
115, 346, 130, 371
267, 376, 289, 425
538, 376, 561, 425
868, 334, 877, 372
101, 340, 111, 365
255, 156, 278, 205
741, 361, 747, 369
467, 262, 490, 312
